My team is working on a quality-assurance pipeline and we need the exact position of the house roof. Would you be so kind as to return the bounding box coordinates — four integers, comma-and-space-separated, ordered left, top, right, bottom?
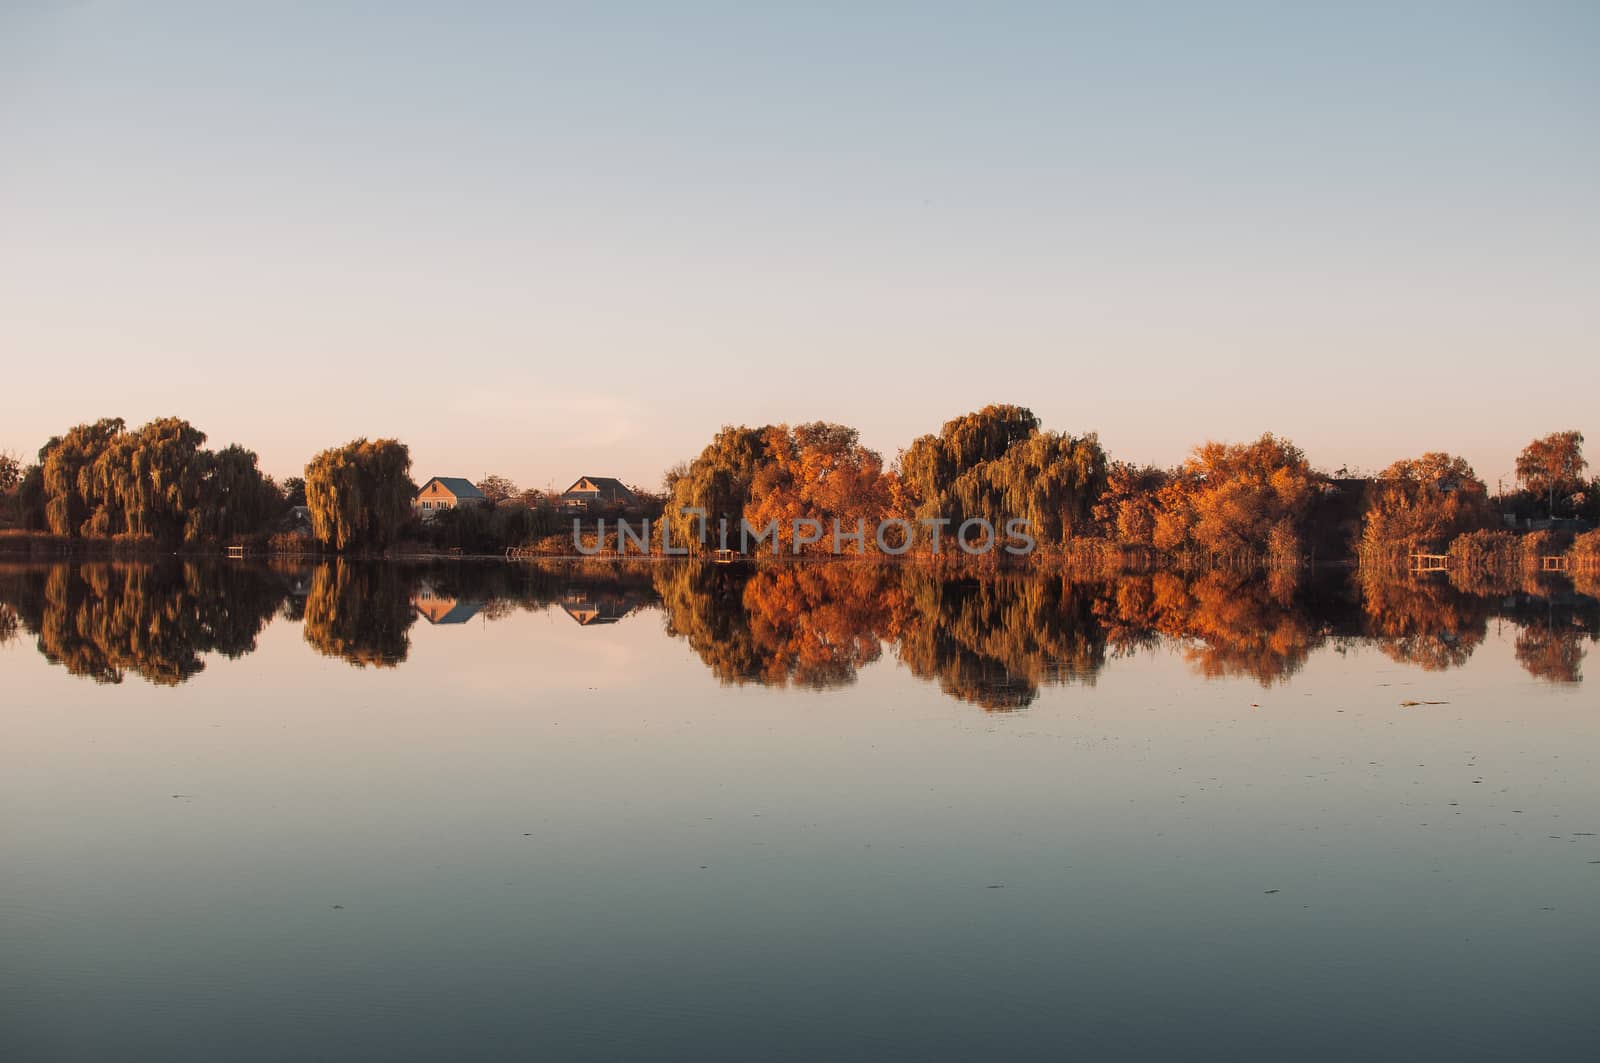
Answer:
419, 476, 485, 499
419, 600, 484, 625
562, 476, 634, 497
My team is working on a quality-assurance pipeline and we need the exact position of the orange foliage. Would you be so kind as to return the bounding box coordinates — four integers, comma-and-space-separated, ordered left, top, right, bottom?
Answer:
1111, 435, 1313, 563
743, 424, 891, 555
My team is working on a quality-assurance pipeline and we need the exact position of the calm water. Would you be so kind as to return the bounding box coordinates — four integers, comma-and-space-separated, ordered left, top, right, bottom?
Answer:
2, 560, 1597, 1062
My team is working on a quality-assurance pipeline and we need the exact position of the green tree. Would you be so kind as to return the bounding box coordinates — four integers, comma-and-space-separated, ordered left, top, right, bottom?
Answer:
897, 405, 1105, 549
661, 426, 780, 551
188, 444, 280, 541
304, 438, 415, 552
89, 416, 208, 539
899, 404, 1039, 508
16, 464, 45, 529
33, 417, 276, 543
944, 429, 1107, 547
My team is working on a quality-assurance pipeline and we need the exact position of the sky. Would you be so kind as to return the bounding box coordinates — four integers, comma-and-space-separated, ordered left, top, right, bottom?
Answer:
1, 1, 1596, 491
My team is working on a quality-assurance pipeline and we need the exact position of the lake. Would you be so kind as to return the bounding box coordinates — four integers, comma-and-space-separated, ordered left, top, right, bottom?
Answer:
2, 560, 1597, 1061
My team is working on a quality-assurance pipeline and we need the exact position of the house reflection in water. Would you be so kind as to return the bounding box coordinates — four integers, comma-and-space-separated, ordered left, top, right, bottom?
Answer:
560, 588, 643, 626
412, 585, 486, 625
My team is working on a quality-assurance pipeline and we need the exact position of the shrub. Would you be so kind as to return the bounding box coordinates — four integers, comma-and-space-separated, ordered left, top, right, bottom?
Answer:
268, 531, 317, 554
1569, 529, 1600, 562
1447, 529, 1519, 569
1521, 529, 1566, 564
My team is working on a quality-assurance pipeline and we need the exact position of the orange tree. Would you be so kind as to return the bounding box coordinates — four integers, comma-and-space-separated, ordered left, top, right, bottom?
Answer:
1148, 434, 1315, 563
1516, 431, 1587, 517
1359, 453, 1493, 563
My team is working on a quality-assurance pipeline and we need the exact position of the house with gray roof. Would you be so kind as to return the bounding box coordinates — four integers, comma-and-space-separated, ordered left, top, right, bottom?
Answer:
560, 476, 637, 511
414, 476, 486, 518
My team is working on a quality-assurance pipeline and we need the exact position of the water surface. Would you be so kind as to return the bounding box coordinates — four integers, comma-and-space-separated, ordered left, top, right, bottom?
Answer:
2, 561, 1597, 1061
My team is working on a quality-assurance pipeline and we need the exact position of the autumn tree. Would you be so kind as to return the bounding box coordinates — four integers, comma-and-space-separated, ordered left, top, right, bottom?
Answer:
478, 475, 518, 507
304, 438, 415, 552
1150, 434, 1315, 563
743, 423, 891, 553
1093, 462, 1170, 545
1516, 431, 1587, 516
1359, 453, 1493, 563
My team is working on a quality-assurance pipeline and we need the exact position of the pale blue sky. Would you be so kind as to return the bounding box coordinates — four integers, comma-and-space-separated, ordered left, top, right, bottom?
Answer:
1, 1, 1595, 490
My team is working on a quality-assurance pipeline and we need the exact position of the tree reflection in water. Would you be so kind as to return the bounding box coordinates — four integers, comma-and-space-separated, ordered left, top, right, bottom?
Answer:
301, 561, 417, 668
653, 564, 904, 689
0, 561, 285, 685
1357, 569, 1491, 672
0, 600, 18, 647
893, 572, 1106, 709
1091, 570, 1320, 686
0, 560, 1594, 697
653, 565, 1595, 703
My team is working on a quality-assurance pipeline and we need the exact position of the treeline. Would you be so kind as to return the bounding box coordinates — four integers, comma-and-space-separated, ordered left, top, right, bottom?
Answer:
1355, 431, 1596, 569
0, 420, 618, 556
661, 406, 1594, 566
2, 417, 279, 544
2, 408, 1594, 565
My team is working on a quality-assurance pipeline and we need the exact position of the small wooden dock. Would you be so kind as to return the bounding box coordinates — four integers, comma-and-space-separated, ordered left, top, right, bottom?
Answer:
1409, 553, 1450, 572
